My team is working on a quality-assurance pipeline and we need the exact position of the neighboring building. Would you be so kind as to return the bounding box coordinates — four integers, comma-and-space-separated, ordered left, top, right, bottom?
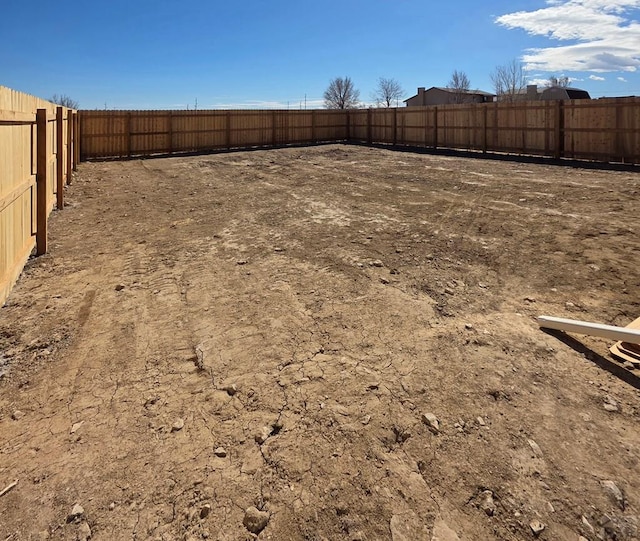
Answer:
540, 86, 591, 100
506, 84, 591, 101
404, 86, 495, 106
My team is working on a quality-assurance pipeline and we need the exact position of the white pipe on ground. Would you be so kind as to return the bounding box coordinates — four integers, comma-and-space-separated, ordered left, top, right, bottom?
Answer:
537, 316, 640, 345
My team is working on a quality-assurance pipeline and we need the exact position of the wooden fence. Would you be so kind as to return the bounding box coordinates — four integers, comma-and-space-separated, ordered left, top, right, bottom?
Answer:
347, 98, 640, 164
80, 98, 640, 165
0, 86, 78, 306
80, 109, 348, 159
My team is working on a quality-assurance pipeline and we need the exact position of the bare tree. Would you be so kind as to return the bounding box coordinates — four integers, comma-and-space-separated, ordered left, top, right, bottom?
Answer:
546, 75, 570, 87
448, 70, 471, 104
490, 60, 527, 102
50, 94, 79, 109
323, 77, 360, 109
372, 77, 404, 107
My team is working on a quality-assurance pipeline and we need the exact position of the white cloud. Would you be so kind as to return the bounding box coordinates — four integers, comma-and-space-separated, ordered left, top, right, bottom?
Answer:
618, 76, 629, 81
496, 1, 640, 72
527, 78, 552, 86
589, 74, 606, 80
527, 75, 582, 85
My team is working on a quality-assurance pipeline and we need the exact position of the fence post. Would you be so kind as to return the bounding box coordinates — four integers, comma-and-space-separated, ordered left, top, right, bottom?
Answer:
226, 111, 231, 150
346, 111, 350, 141
433, 107, 438, 149
66, 109, 72, 184
521, 101, 527, 153
272, 110, 277, 146
285, 110, 290, 146
367, 108, 372, 144
36, 109, 48, 256
311, 110, 316, 143
554, 100, 564, 159
493, 102, 498, 150
393, 108, 397, 146
168, 111, 173, 154
126, 112, 132, 158
544, 102, 551, 156
482, 105, 488, 154
56, 107, 64, 210
615, 98, 623, 162
73, 112, 79, 169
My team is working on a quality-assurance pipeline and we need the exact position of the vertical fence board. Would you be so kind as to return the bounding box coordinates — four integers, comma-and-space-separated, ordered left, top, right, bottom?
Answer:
35, 109, 48, 255
66, 109, 72, 184
56, 107, 64, 209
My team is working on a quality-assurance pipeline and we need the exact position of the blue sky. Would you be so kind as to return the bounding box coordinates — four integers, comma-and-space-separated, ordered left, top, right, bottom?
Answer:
1, 0, 639, 109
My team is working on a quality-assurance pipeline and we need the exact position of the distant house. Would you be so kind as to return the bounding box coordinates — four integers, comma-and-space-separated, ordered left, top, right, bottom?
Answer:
508, 84, 591, 101
540, 86, 591, 100
404, 86, 496, 106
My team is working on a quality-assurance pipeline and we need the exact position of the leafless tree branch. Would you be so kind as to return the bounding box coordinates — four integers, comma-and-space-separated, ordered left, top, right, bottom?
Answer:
448, 70, 471, 104
490, 60, 527, 102
50, 94, 79, 109
323, 77, 360, 109
372, 77, 404, 107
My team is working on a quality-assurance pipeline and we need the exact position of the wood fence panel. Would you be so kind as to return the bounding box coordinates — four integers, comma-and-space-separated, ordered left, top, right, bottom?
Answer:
370, 108, 394, 143
346, 110, 367, 143
81, 109, 351, 157
272, 111, 286, 146
620, 98, 640, 162
524, 101, 550, 156
562, 99, 638, 162
289, 111, 313, 143
398, 108, 430, 146
80, 99, 640, 164
312, 110, 346, 142
0, 86, 76, 306
314, 111, 334, 141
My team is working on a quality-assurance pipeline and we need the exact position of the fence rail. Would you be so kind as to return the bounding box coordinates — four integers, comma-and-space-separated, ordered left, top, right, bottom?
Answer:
80, 98, 640, 164
0, 86, 77, 306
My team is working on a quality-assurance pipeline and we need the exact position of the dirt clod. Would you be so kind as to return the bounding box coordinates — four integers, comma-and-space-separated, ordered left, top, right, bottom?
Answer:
243, 506, 269, 534
77, 521, 92, 540
200, 503, 211, 519
67, 504, 85, 523
421, 412, 439, 433
529, 520, 545, 536
478, 490, 496, 517
254, 426, 272, 444
601, 480, 625, 510
222, 383, 237, 396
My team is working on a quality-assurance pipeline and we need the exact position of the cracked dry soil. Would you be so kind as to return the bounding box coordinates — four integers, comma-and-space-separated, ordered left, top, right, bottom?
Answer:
1, 144, 640, 541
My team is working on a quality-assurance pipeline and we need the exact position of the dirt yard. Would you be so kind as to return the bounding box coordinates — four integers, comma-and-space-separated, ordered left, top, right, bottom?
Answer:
1, 144, 639, 541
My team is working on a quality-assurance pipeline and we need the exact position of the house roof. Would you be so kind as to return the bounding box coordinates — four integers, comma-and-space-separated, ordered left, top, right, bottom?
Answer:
404, 86, 496, 102
560, 88, 591, 99
431, 87, 495, 96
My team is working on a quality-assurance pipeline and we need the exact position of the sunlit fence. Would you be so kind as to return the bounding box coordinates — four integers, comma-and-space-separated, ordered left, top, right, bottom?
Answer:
80, 109, 348, 159
0, 86, 78, 306
81, 98, 640, 165
348, 98, 640, 163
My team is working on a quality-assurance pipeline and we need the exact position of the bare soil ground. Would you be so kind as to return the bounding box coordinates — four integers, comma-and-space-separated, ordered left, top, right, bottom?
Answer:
1, 144, 640, 541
